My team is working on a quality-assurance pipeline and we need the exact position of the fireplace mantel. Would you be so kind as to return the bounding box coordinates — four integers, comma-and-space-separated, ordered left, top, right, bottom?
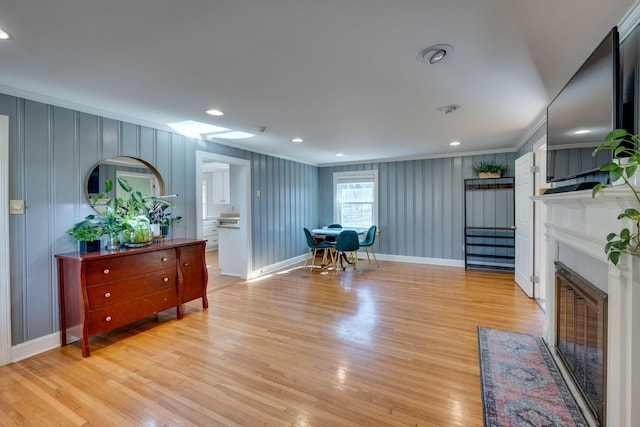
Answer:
536, 187, 640, 427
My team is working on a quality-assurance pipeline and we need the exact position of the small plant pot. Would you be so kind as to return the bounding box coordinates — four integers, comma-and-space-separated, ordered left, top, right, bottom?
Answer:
105, 233, 121, 251
79, 240, 101, 252
478, 172, 501, 178
161, 225, 170, 239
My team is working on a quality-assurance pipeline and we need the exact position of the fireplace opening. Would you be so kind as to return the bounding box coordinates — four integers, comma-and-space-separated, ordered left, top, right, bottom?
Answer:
555, 261, 608, 426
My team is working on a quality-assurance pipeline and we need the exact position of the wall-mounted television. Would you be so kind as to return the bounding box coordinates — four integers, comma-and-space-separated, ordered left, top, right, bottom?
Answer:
546, 27, 621, 184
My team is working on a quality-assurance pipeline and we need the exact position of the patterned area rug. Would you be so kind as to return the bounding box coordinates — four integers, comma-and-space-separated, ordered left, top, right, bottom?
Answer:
477, 327, 588, 427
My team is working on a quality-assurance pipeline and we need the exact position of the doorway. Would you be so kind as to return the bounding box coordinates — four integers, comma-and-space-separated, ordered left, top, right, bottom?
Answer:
195, 151, 252, 279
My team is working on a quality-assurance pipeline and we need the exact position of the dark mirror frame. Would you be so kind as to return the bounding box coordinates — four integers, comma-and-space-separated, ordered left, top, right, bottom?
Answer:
85, 156, 165, 210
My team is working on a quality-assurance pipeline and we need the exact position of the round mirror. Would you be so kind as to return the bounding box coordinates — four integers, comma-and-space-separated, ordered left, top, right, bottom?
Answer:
85, 156, 165, 211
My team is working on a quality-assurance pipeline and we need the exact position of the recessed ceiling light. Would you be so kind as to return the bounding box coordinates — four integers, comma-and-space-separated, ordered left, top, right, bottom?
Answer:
206, 109, 224, 116
449, 141, 461, 146
336, 153, 344, 157
292, 138, 303, 143
418, 44, 453, 64
0, 28, 12, 40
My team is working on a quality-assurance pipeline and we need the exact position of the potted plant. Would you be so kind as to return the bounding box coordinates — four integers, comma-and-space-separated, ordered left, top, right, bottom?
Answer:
472, 161, 508, 178
67, 215, 103, 252
146, 198, 182, 239
592, 128, 640, 265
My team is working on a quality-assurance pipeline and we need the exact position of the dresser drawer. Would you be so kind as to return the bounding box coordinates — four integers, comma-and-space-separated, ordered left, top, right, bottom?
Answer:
87, 288, 178, 336
86, 269, 176, 310
85, 249, 176, 286
179, 244, 207, 304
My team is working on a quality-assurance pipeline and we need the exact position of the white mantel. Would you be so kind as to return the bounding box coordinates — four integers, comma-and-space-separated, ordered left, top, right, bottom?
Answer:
536, 187, 640, 427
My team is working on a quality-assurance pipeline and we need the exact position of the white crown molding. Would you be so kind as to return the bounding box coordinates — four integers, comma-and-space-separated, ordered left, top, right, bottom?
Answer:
619, 0, 640, 41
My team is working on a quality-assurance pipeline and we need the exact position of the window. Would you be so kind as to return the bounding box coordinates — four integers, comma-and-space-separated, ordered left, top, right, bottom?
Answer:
333, 170, 378, 227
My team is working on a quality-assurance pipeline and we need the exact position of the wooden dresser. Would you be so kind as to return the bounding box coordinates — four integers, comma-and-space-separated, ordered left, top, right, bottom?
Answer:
56, 238, 208, 357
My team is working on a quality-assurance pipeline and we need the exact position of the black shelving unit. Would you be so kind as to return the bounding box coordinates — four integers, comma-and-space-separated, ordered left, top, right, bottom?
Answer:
464, 177, 515, 271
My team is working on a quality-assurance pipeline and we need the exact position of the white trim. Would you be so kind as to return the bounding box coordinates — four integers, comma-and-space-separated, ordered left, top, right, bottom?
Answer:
11, 333, 60, 363
333, 170, 379, 227
249, 255, 307, 279
247, 254, 465, 280
619, 0, 640, 42
319, 147, 519, 168
372, 253, 465, 267
0, 115, 10, 366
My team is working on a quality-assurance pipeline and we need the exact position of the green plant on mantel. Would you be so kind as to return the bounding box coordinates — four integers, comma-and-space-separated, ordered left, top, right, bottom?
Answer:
592, 128, 640, 265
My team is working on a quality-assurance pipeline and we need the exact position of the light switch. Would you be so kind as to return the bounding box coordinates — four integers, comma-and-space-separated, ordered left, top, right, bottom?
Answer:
9, 200, 24, 214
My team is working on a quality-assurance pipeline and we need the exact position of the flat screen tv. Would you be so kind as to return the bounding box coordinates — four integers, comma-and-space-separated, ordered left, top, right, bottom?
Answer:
546, 27, 620, 183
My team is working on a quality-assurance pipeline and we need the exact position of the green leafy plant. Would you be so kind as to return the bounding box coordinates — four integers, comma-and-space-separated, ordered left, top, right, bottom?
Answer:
146, 198, 182, 227
592, 128, 640, 265
68, 177, 154, 247
67, 216, 104, 241
472, 161, 508, 177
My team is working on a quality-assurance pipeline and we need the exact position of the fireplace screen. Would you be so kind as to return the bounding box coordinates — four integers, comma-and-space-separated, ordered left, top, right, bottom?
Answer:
555, 262, 608, 426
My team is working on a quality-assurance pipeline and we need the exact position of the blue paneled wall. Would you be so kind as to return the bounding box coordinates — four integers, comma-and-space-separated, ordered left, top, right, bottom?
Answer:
0, 93, 318, 345
2, 91, 516, 347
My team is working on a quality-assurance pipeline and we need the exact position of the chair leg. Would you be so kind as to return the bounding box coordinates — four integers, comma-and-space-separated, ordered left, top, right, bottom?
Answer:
366, 247, 379, 267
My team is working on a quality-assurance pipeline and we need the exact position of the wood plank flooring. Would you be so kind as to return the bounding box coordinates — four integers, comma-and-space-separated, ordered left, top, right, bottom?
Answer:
0, 258, 544, 426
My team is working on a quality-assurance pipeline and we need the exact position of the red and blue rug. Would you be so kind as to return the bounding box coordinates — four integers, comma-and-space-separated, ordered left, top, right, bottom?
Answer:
477, 327, 588, 427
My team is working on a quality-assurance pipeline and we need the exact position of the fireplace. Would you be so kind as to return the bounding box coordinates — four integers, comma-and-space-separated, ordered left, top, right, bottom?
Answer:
555, 262, 608, 426
536, 187, 640, 427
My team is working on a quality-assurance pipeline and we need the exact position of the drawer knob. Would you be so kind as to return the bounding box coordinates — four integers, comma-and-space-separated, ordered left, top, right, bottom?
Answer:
105, 316, 112, 322
162, 257, 168, 262
104, 292, 111, 298
103, 269, 110, 274
163, 277, 169, 282
184, 262, 190, 267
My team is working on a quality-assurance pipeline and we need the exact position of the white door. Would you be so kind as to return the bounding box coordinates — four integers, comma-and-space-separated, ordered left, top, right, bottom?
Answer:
515, 152, 534, 297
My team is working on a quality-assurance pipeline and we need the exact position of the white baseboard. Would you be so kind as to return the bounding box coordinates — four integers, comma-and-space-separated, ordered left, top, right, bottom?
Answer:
11, 332, 61, 363
372, 253, 465, 268
249, 254, 307, 279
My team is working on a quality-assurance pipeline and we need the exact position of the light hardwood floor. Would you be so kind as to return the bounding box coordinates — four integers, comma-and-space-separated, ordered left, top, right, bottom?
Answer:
0, 258, 544, 426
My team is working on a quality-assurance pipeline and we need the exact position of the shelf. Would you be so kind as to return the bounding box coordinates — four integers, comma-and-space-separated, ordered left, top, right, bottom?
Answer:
464, 177, 515, 271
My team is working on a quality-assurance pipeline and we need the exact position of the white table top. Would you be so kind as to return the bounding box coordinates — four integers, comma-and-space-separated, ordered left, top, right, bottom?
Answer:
311, 227, 367, 236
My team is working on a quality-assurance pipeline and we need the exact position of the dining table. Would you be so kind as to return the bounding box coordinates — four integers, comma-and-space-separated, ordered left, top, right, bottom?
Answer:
311, 227, 367, 268
310, 227, 367, 237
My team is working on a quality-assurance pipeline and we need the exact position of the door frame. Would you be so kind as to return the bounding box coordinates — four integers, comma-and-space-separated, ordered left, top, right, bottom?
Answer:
1, 115, 11, 366
533, 136, 548, 305
195, 151, 252, 279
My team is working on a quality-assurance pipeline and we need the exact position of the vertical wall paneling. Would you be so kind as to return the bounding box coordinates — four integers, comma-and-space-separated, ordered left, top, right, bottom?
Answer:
2, 91, 319, 348
24, 101, 52, 340
318, 152, 517, 262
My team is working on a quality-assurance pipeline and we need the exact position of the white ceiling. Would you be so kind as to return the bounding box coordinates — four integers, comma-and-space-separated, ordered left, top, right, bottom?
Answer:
0, 0, 636, 166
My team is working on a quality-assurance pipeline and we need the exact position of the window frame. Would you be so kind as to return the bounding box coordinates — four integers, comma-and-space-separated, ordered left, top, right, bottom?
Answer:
333, 170, 378, 228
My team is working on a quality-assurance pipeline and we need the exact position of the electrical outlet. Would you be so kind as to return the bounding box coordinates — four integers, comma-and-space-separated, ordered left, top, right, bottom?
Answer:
10, 200, 24, 214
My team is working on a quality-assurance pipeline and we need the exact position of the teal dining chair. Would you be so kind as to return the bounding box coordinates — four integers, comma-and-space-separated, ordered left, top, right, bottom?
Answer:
303, 228, 333, 269
360, 225, 378, 267
323, 223, 342, 243
332, 230, 360, 270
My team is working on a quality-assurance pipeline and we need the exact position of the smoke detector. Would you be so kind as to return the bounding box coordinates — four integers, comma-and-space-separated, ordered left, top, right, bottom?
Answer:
438, 104, 460, 114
